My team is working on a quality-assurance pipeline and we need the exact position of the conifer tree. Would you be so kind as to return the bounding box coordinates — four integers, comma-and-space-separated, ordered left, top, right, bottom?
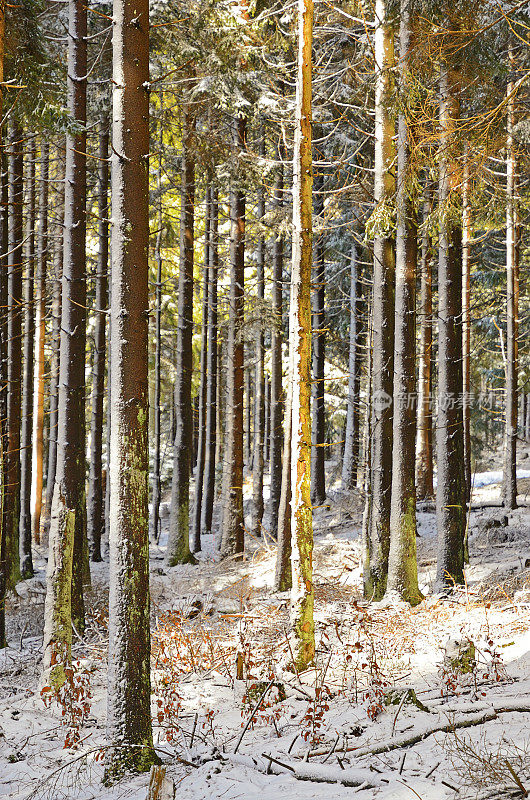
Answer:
105, 0, 156, 775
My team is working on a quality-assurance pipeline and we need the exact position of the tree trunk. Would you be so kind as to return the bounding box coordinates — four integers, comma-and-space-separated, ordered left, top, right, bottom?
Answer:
264, 375, 270, 467
462, 156, 471, 514
105, 0, 156, 776
386, 0, 421, 605
341, 242, 361, 490
19, 136, 36, 579
269, 144, 285, 537
310, 181, 326, 507
166, 109, 196, 566
104, 268, 112, 558
364, 0, 395, 601
201, 189, 218, 536
220, 117, 246, 559
252, 134, 266, 536
43, 0, 87, 680
415, 183, 433, 500
503, 45, 517, 511
0, 153, 8, 647
150, 114, 163, 545
44, 150, 64, 531
245, 364, 252, 469
31, 142, 49, 546
436, 66, 466, 589
289, 0, 315, 669
191, 185, 211, 553
6, 123, 24, 590
87, 122, 109, 563
274, 383, 292, 591
214, 338, 223, 487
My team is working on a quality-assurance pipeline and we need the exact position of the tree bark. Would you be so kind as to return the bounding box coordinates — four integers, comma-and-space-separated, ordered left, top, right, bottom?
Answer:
310, 181, 326, 507
31, 141, 49, 546
166, 108, 196, 566
6, 123, 24, 590
0, 144, 8, 648
191, 185, 211, 552
274, 384, 292, 591
341, 242, 361, 490
461, 156, 471, 562
245, 363, 252, 469
264, 375, 270, 467
19, 136, 36, 579
386, 0, 421, 605
201, 189, 218, 536
44, 150, 64, 530
43, 0, 87, 680
269, 144, 285, 537
435, 66, 466, 589
503, 44, 517, 512
289, 0, 315, 669
415, 183, 433, 500
252, 134, 266, 536
150, 112, 164, 546
87, 122, 109, 562
364, 0, 395, 601
105, 0, 156, 776
220, 116, 246, 559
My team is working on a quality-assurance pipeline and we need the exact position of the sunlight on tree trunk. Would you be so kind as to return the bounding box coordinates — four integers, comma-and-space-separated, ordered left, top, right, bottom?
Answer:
288, 0, 315, 671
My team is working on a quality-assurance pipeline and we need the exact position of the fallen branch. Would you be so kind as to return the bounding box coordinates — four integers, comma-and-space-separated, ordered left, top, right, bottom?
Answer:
308, 709, 497, 759
261, 753, 382, 788
307, 700, 530, 761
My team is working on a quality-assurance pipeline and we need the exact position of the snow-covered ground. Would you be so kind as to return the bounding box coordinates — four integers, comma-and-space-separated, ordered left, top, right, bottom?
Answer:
2, 458, 530, 800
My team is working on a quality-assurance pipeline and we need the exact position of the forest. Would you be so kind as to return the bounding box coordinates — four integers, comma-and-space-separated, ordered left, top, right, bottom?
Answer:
1, 0, 530, 797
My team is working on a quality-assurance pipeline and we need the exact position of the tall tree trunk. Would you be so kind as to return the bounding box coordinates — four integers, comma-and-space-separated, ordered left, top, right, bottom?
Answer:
19, 136, 36, 579
43, 0, 87, 680
214, 338, 223, 484
44, 151, 64, 530
245, 364, 252, 469
310, 181, 326, 506
341, 241, 361, 489
274, 381, 292, 591
386, 0, 421, 605
87, 123, 109, 562
105, 0, 156, 776
264, 375, 270, 466
220, 116, 246, 559
201, 189, 218, 536
415, 184, 433, 500
503, 45, 517, 511
252, 135, 266, 536
166, 109, 195, 566
191, 186, 211, 553
461, 157, 471, 563
269, 144, 284, 536
150, 113, 163, 545
31, 142, 49, 546
436, 66, 465, 588
361, 301, 373, 588
0, 151, 8, 647
104, 266, 112, 557
289, 0, 315, 669
364, 0, 395, 601
6, 123, 24, 590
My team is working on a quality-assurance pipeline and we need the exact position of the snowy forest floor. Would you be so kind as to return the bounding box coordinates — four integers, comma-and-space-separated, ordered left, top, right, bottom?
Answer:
4, 452, 530, 800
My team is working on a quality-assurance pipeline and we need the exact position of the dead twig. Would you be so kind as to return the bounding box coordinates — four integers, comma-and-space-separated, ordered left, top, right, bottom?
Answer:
233, 680, 274, 754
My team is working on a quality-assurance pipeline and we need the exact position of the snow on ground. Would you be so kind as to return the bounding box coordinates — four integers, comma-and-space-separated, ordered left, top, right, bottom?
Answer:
2, 455, 530, 800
